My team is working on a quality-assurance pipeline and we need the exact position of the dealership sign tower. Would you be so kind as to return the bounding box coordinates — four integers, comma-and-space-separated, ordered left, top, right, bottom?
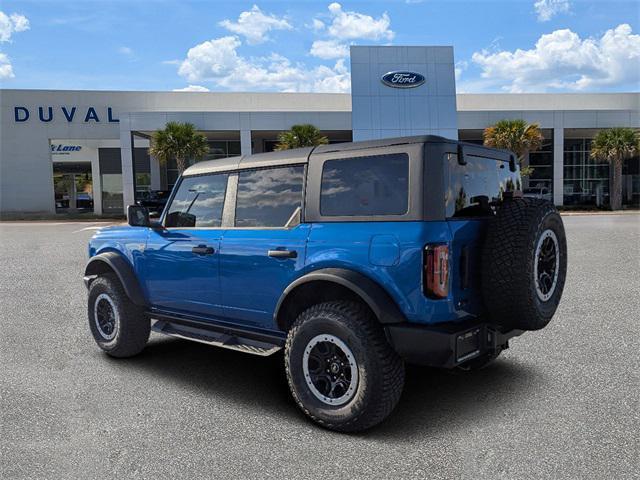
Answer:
350, 46, 458, 141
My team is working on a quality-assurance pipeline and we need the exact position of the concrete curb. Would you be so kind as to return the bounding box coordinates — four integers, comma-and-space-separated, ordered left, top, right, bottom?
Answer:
559, 210, 640, 216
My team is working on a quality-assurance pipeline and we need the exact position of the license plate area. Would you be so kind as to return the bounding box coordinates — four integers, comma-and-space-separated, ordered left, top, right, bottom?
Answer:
456, 327, 481, 363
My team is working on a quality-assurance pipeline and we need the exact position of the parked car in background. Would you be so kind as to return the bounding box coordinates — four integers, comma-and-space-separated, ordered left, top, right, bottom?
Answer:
76, 192, 94, 210
55, 192, 93, 210
523, 186, 552, 202
84, 135, 567, 432
136, 190, 170, 215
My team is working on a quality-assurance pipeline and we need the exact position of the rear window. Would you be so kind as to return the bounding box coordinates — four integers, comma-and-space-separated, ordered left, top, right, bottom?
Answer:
320, 153, 409, 216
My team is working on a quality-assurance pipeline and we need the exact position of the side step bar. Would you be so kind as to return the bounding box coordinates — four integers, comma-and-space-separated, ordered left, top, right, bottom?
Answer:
151, 320, 283, 357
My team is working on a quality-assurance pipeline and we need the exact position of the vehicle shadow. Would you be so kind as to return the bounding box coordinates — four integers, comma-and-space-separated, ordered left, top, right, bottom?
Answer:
118, 336, 541, 439
371, 360, 540, 440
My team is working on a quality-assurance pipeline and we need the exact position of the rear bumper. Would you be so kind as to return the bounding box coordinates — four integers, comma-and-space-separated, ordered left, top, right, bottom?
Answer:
385, 319, 523, 368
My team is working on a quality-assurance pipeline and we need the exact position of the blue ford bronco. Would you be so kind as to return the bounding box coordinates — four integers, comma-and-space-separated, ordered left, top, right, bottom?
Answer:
85, 135, 567, 432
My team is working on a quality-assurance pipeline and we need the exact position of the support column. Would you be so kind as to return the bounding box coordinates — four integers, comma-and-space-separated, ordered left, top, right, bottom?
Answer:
240, 129, 252, 156
91, 149, 103, 215
120, 128, 136, 214
150, 155, 161, 190
68, 175, 77, 211
553, 127, 564, 206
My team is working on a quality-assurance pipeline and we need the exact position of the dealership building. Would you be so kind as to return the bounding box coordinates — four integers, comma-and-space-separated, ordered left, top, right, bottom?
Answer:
1, 46, 638, 216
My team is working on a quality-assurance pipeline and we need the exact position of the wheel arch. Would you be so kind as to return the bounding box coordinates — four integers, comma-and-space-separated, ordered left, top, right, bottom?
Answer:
274, 268, 406, 332
84, 252, 147, 307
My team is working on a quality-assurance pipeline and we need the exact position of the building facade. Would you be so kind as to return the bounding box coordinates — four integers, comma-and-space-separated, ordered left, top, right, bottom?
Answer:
1, 46, 638, 215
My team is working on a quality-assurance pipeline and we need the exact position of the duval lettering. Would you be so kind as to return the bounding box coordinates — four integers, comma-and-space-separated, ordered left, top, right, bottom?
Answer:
14, 106, 119, 123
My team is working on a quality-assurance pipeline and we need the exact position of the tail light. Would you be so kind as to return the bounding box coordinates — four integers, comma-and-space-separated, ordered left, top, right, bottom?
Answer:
424, 244, 449, 299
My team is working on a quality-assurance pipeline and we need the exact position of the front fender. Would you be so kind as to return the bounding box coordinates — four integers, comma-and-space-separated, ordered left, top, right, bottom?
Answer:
84, 252, 147, 306
274, 267, 406, 325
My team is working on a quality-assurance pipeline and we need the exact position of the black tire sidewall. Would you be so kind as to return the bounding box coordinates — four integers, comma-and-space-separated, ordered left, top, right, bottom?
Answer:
287, 314, 375, 425
530, 209, 567, 323
285, 301, 404, 431
482, 199, 568, 331
88, 276, 125, 351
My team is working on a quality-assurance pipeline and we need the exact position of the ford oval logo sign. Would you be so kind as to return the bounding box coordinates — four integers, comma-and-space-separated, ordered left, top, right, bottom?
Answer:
381, 71, 425, 88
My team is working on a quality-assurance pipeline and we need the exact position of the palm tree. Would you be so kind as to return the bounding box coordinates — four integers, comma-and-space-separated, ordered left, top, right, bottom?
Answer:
148, 122, 209, 175
483, 119, 544, 177
590, 127, 639, 211
275, 124, 329, 151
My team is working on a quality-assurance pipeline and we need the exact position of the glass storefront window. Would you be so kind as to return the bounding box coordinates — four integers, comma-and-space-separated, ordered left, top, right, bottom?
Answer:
528, 131, 553, 190
563, 137, 610, 206
102, 174, 124, 213
52, 162, 94, 213
136, 173, 151, 192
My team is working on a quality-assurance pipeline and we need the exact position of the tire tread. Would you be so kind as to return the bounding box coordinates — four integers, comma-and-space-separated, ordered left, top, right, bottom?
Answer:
285, 300, 404, 432
88, 273, 150, 358
481, 198, 566, 330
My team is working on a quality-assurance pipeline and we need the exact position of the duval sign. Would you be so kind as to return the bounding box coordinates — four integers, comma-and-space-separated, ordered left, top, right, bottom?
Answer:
381, 71, 426, 88
13, 106, 119, 123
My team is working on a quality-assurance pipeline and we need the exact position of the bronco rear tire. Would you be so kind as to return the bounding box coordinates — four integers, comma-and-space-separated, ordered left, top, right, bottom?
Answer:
482, 198, 567, 331
285, 301, 405, 432
88, 273, 150, 358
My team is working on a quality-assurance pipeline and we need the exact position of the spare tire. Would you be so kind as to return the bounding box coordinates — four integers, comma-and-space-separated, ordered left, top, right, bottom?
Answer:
481, 198, 567, 331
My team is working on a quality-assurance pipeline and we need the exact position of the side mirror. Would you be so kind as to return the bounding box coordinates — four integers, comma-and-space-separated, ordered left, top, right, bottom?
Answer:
127, 205, 150, 227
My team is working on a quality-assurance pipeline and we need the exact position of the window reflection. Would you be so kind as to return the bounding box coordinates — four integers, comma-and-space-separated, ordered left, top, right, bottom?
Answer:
320, 154, 409, 216
165, 174, 228, 228
235, 166, 304, 227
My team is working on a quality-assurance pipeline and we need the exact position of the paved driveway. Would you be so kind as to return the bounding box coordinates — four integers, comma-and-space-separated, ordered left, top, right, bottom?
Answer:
1, 215, 638, 479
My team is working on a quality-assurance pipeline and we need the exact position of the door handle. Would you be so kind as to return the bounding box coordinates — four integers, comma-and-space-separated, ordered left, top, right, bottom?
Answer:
192, 244, 215, 255
268, 249, 297, 259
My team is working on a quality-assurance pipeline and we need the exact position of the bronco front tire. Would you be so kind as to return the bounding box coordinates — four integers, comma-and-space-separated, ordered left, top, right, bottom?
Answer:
285, 301, 405, 432
87, 273, 150, 358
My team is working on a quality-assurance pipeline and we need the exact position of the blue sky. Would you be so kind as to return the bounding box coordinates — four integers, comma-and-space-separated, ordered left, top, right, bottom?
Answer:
0, 0, 638, 93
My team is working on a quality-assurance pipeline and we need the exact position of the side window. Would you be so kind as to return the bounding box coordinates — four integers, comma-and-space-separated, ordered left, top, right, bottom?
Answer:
165, 174, 228, 228
320, 153, 409, 216
235, 165, 304, 227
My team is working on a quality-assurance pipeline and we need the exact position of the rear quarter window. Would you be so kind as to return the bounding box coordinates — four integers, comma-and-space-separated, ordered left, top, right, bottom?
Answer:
320, 153, 409, 216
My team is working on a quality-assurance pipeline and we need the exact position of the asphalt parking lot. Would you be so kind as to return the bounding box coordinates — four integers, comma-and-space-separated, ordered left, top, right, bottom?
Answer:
1, 215, 638, 479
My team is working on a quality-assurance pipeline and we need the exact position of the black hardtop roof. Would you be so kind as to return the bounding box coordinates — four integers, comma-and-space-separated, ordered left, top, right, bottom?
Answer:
182, 134, 513, 176
314, 134, 453, 153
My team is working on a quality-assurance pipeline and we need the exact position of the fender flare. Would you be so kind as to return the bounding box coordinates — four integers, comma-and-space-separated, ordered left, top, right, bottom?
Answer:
274, 268, 406, 325
84, 252, 147, 306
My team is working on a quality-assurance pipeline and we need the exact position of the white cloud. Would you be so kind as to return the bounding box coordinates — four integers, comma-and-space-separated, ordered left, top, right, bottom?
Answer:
0, 52, 14, 79
177, 36, 350, 93
173, 85, 210, 92
310, 39, 349, 59
534, 0, 570, 22
219, 5, 292, 45
308, 3, 394, 59
118, 46, 134, 56
0, 11, 29, 42
311, 18, 325, 32
324, 3, 393, 41
471, 24, 640, 92
178, 36, 242, 82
